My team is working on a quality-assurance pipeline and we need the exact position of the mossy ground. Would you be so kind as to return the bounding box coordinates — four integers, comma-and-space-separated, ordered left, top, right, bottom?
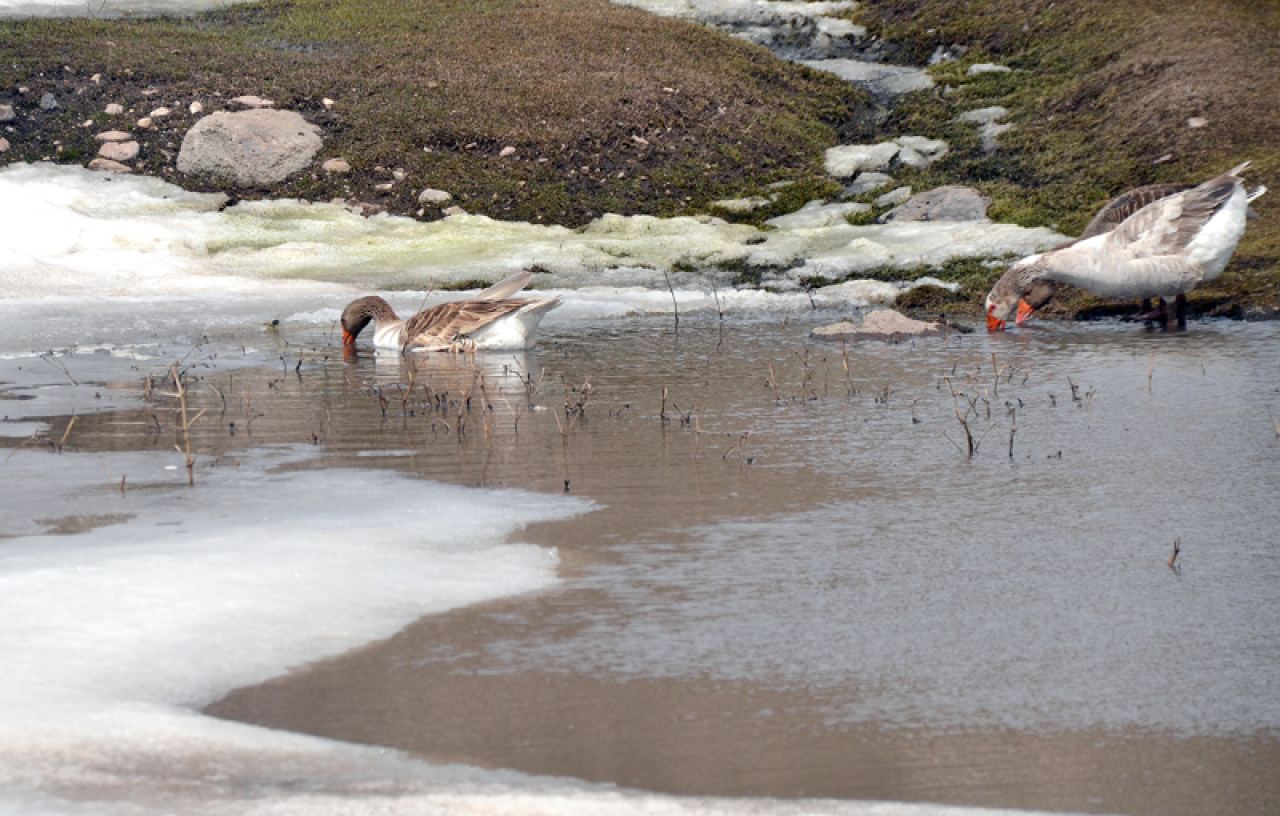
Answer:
1, 0, 1276, 318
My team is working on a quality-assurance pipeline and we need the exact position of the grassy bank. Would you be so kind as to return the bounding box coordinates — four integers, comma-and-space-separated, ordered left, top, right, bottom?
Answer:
0, 0, 864, 224
1, 0, 1276, 317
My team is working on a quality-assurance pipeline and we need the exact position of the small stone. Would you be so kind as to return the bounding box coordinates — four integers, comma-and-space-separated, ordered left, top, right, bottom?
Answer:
18, 86, 29, 94
149, 107, 171, 118
136, 117, 153, 129
81, 120, 94, 127
392, 168, 407, 182
0, 137, 9, 153
957, 106, 1009, 124
88, 158, 132, 172
141, 87, 160, 96
189, 101, 204, 115
39, 93, 59, 110
499, 146, 517, 157
105, 103, 124, 115
843, 171, 893, 196
0, 105, 14, 122
96, 130, 132, 142
321, 157, 351, 173
322, 98, 335, 109
229, 95, 274, 109
874, 186, 912, 207
98, 141, 140, 161
374, 182, 394, 191
91, 73, 102, 84
442, 205, 466, 216
418, 188, 452, 204
1187, 117, 1209, 129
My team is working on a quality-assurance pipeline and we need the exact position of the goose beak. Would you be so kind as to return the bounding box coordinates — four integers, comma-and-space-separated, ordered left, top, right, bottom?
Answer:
1015, 299, 1036, 325
342, 329, 356, 345
987, 314, 1006, 332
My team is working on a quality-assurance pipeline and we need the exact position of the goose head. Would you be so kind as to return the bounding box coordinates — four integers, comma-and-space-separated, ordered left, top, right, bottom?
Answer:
985, 255, 1045, 331
341, 296, 398, 345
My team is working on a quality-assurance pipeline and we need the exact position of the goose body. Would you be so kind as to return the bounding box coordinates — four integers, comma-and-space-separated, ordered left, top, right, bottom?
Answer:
341, 271, 560, 351
987, 164, 1265, 330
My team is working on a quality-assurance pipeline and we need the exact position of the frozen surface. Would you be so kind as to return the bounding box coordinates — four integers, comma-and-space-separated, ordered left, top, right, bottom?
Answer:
0, 164, 1064, 298
0, 0, 251, 17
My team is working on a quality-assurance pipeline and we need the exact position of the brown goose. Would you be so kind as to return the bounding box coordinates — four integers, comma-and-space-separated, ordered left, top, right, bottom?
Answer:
987, 163, 1265, 330
1011, 181, 1192, 325
341, 271, 560, 351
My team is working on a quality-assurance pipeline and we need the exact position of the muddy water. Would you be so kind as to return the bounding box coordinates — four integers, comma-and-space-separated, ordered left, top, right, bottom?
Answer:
10, 314, 1280, 815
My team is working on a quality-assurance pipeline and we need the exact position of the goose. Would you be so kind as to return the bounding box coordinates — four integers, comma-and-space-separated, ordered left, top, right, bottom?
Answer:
341, 270, 561, 352
1012, 182, 1192, 325
987, 163, 1265, 331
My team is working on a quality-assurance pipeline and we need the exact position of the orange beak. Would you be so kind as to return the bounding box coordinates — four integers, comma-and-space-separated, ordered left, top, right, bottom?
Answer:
987, 314, 1006, 332
1015, 299, 1036, 326
342, 329, 356, 345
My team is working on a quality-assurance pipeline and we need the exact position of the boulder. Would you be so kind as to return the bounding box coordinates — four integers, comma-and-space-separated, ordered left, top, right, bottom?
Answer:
177, 110, 323, 186
874, 186, 912, 207
882, 186, 991, 222
811, 309, 947, 342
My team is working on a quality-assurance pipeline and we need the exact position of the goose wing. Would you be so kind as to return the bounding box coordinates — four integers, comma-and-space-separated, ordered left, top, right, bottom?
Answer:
1080, 183, 1190, 239
1107, 174, 1239, 258
474, 270, 533, 301
402, 299, 539, 348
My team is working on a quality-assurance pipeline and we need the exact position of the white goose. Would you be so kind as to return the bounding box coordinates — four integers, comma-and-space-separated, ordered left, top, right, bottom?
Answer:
341, 271, 561, 351
986, 163, 1266, 330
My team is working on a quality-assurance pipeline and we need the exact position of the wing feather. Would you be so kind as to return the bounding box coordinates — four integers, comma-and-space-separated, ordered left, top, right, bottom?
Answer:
402, 299, 539, 347
474, 270, 533, 302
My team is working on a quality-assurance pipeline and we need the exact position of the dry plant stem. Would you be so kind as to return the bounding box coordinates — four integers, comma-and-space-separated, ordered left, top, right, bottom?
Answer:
1169, 537, 1181, 570
662, 268, 679, 331
40, 353, 78, 385
1008, 406, 1017, 458
57, 416, 76, 453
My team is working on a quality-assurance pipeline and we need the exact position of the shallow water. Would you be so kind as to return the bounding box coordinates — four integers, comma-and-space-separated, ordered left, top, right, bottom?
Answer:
5, 303, 1277, 815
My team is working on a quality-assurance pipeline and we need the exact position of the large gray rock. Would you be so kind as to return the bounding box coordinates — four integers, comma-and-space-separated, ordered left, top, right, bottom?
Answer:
882, 186, 991, 223
177, 110, 322, 186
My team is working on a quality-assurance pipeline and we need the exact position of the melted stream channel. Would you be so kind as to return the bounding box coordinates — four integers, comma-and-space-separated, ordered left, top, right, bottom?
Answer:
9, 315, 1280, 815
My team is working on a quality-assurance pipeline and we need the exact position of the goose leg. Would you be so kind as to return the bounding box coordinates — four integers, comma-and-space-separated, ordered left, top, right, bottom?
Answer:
1173, 293, 1187, 329
1131, 298, 1168, 322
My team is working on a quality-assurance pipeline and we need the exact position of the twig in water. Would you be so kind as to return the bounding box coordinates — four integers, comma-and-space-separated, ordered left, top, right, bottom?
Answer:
1008, 406, 1017, 459
1168, 537, 1181, 572
39, 353, 78, 385
56, 416, 77, 453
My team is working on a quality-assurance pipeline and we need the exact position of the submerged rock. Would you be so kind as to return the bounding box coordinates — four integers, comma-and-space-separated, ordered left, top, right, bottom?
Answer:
811, 309, 947, 341
178, 110, 323, 186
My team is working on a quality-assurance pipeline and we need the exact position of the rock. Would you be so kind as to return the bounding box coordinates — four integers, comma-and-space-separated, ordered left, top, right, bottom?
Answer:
0, 137, 9, 153
98, 141, 140, 161
136, 117, 153, 129
189, 101, 204, 114
843, 171, 893, 196
874, 186, 912, 207
882, 186, 991, 222
177, 109, 323, 186
765, 200, 870, 230
442, 205, 466, 217
229, 95, 274, 109
322, 157, 351, 173
374, 182, 394, 191
417, 188, 453, 204
150, 107, 172, 118
825, 142, 900, 177
967, 63, 1012, 75
499, 146, 517, 157
322, 98, 335, 109
105, 103, 124, 115
90, 73, 101, 84
1187, 117, 1209, 129
88, 158, 132, 173
798, 59, 934, 99
95, 130, 132, 142
811, 309, 946, 342
39, 93, 58, 110
0, 104, 15, 122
